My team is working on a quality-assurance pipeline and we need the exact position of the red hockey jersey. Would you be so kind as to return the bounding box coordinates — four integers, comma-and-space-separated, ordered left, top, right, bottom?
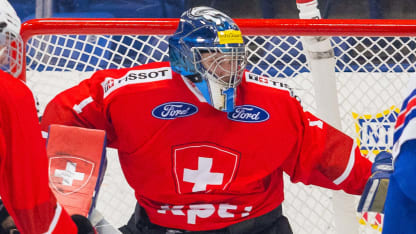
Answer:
41, 61, 372, 231
0, 70, 77, 233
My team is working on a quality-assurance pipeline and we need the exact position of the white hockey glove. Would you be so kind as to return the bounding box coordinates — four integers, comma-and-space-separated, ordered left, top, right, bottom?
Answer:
357, 151, 393, 213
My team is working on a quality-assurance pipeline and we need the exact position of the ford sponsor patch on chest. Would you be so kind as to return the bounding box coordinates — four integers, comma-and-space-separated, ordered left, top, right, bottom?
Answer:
227, 105, 269, 123
152, 102, 198, 120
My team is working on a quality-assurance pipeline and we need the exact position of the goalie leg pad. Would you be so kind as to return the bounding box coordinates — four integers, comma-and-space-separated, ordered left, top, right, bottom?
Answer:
47, 124, 107, 218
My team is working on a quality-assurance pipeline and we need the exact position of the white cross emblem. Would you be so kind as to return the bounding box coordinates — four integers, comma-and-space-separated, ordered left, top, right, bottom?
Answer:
54, 162, 85, 186
183, 157, 224, 192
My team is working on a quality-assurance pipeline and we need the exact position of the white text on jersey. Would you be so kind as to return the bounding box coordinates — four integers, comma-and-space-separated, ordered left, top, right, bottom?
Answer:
101, 67, 172, 98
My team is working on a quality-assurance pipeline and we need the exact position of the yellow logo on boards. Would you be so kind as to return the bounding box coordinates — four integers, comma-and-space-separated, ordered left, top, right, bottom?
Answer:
217, 30, 244, 44
353, 106, 399, 155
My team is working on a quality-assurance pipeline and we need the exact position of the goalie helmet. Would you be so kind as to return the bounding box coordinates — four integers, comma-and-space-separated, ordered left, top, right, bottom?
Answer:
0, 0, 23, 78
169, 6, 247, 112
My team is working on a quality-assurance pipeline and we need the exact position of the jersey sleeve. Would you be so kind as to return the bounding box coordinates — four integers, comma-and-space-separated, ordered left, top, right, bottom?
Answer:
0, 73, 78, 233
282, 104, 372, 195
383, 84, 416, 233
40, 69, 118, 147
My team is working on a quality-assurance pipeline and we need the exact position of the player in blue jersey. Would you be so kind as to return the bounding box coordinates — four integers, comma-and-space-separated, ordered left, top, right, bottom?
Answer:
357, 77, 416, 233
383, 78, 416, 233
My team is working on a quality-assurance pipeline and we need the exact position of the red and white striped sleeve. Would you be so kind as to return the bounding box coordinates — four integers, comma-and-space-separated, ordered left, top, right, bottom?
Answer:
282, 109, 372, 195
40, 69, 120, 148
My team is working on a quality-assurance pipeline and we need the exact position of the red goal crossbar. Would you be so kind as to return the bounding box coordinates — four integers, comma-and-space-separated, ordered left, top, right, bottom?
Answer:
19, 18, 416, 81
21, 18, 416, 39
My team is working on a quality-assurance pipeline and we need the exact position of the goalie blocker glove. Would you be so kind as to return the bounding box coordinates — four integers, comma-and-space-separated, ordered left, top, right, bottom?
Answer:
357, 151, 393, 213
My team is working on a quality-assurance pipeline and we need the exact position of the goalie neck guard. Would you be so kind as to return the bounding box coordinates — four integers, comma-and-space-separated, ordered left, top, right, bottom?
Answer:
169, 6, 247, 112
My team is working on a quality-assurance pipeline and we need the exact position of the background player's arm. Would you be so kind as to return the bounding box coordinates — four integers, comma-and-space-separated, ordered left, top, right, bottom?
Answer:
41, 80, 105, 131
0, 75, 78, 233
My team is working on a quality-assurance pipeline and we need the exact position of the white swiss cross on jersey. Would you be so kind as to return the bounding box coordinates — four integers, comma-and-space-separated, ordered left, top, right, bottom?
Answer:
172, 143, 240, 194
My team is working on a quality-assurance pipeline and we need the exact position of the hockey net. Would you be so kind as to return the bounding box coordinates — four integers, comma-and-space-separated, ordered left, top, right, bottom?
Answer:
20, 18, 416, 234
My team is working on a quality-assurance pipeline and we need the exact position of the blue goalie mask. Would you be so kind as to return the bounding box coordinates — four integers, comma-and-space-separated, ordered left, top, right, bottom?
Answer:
169, 6, 247, 112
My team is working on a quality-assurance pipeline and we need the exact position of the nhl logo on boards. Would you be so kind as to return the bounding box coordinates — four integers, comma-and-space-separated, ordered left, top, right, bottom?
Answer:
49, 155, 95, 195
172, 143, 240, 194
353, 106, 399, 155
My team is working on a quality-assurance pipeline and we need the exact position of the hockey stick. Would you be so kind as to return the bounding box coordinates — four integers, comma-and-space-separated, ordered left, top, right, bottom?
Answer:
89, 209, 121, 234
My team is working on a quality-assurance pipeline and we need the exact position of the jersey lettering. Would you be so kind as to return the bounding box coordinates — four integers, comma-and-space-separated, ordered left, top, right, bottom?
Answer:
157, 203, 252, 225
152, 102, 198, 120
309, 120, 323, 129
245, 72, 297, 98
101, 67, 172, 98
227, 105, 269, 123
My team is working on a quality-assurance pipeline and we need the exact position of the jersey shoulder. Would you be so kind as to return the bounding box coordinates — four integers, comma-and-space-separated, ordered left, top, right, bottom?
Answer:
393, 88, 416, 144
96, 61, 176, 99
243, 71, 299, 100
0, 71, 34, 105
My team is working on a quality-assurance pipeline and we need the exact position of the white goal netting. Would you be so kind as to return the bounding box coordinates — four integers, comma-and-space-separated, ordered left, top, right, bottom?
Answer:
21, 18, 416, 234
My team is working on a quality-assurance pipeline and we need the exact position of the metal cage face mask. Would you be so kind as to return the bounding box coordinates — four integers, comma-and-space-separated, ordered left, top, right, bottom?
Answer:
0, 31, 23, 78
193, 47, 246, 88
188, 46, 246, 112
0, 0, 23, 79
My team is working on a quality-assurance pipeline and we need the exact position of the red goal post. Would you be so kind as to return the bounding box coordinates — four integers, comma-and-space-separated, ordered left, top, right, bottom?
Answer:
19, 18, 416, 234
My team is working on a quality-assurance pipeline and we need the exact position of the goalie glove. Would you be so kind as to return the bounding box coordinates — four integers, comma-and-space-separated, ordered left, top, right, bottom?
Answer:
357, 151, 393, 213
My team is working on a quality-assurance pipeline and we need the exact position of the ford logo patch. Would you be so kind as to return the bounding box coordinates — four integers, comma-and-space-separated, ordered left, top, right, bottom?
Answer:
227, 105, 269, 123
152, 102, 198, 120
